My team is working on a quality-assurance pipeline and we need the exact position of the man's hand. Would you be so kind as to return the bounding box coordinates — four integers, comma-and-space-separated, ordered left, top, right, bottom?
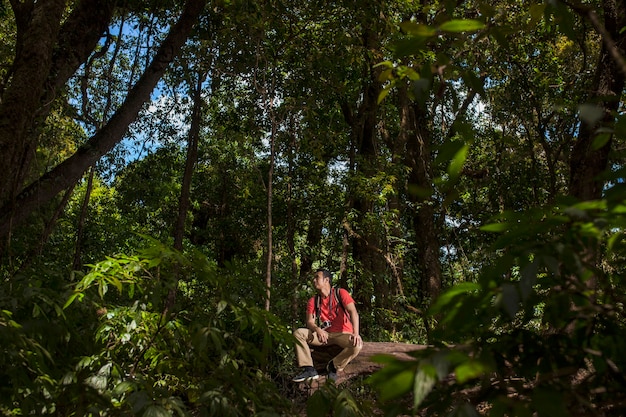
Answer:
350, 333, 362, 347
316, 327, 329, 344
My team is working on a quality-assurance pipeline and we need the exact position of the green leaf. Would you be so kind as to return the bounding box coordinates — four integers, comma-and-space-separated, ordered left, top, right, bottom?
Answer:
413, 369, 436, 409
454, 360, 489, 383
399, 21, 436, 37
529, 4, 546, 26
378, 83, 393, 104
449, 144, 469, 178
392, 37, 428, 58
307, 390, 332, 417
63, 292, 84, 309
379, 369, 415, 401
217, 300, 228, 315
480, 222, 509, 232
108, 275, 124, 294
429, 282, 480, 314
143, 405, 170, 417
113, 380, 135, 396
591, 132, 611, 150
439, 19, 485, 33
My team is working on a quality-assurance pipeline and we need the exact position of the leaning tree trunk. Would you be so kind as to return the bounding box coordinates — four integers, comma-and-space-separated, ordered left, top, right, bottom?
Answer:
0, 0, 209, 241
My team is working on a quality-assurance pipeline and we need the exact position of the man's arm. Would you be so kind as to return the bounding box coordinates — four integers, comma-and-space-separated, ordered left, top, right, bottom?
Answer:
345, 303, 362, 347
305, 312, 317, 331
306, 312, 329, 344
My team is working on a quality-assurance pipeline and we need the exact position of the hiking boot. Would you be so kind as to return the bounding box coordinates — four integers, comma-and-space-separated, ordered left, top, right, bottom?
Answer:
326, 360, 337, 383
292, 367, 319, 382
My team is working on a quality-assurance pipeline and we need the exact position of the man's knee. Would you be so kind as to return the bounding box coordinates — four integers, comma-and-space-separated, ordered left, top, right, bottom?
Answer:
347, 343, 362, 356
293, 327, 310, 343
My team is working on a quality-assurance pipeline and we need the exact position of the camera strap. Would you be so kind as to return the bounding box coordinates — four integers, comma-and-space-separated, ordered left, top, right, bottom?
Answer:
315, 287, 348, 326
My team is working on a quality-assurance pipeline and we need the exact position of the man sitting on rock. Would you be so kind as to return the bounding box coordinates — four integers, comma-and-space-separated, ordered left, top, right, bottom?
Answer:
292, 268, 363, 383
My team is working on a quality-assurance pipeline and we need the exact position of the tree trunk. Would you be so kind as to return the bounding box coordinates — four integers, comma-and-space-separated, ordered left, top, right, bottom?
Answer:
305, 342, 426, 386
72, 168, 95, 271
0, 0, 209, 241
174, 73, 204, 252
0, 0, 117, 206
341, 24, 386, 310
266, 120, 275, 312
569, 0, 626, 201
165, 71, 205, 319
566, 0, 626, 304
0, 0, 66, 204
405, 99, 442, 305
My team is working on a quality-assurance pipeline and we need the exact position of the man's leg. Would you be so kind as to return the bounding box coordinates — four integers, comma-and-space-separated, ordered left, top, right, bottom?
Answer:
293, 327, 323, 367
292, 328, 326, 382
326, 333, 362, 371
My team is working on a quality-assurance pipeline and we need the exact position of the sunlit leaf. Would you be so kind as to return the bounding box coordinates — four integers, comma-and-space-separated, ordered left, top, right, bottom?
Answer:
439, 19, 485, 33
63, 292, 84, 309
113, 380, 135, 396
217, 300, 228, 315
413, 369, 436, 409
378, 83, 393, 104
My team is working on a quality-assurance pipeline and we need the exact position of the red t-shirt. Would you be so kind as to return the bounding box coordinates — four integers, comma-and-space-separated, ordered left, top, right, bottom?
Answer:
306, 288, 355, 333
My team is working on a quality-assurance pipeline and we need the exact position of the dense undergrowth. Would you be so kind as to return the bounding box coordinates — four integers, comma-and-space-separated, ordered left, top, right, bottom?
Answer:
2, 195, 626, 416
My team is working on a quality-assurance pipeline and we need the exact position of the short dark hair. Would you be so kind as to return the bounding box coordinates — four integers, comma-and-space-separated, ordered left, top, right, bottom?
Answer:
315, 268, 332, 283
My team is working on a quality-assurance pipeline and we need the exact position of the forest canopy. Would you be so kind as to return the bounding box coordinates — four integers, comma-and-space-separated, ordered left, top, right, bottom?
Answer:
1, 0, 626, 416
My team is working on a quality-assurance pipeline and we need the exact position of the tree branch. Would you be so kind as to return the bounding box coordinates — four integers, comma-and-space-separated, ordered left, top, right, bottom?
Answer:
0, 0, 209, 239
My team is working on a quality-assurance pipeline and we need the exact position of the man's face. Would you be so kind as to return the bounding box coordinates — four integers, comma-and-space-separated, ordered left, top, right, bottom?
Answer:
312, 272, 326, 290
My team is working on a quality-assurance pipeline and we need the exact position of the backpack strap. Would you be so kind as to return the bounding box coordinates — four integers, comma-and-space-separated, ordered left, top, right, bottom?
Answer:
314, 294, 321, 326
316, 287, 349, 325
333, 287, 349, 318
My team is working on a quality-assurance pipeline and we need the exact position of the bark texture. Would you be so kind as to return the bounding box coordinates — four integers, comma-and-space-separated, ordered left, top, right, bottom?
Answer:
0, 0, 117, 205
405, 99, 442, 304
569, 0, 626, 201
305, 342, 425, 386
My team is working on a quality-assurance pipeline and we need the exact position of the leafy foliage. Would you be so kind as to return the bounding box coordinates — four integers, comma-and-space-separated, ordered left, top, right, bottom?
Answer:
369, 196, 626, 416
2, 0, 626, 416
1, 241, 296, 416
